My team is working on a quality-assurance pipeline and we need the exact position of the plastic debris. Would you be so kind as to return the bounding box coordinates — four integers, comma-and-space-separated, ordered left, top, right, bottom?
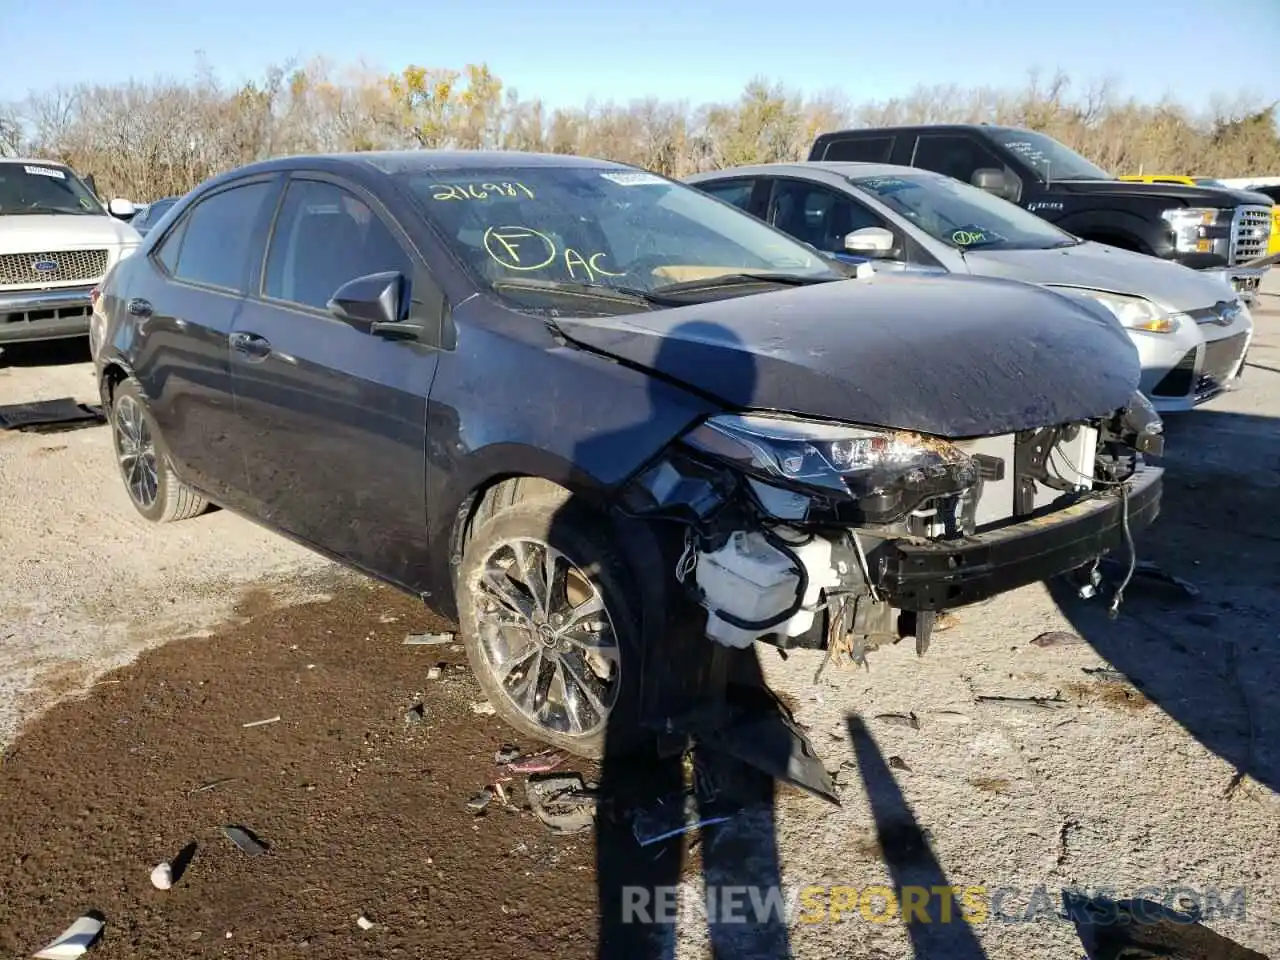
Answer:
404, 632, 454, 645
975, 692, 1068, 710
241, 715, 280, 728
632, 791, 734, 847
404, 703, 426, 725
467, 788, 494, 813
874, 712, 920, 730
1082, 667, 1128, 683
494, 745, 521, 764
527, 774, 599, 835
356, 916, 374, 931
1031, 630, 1086, 648
150, 862, 173, 890
221, 825, 268, 856
470, 701, 496, 716
32, 914, 104, 959
888, 756, 912, 772
507, 751, 564, 774
426, 666, 442, 680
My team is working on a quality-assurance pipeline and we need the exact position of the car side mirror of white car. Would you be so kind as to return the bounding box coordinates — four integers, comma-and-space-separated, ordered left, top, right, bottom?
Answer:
107, 198, 136, 218
844, 227, 896, 257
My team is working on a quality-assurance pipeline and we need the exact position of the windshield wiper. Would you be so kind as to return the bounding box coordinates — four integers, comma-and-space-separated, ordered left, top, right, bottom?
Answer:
650, 272, 840, 295
491, 278, 674, 308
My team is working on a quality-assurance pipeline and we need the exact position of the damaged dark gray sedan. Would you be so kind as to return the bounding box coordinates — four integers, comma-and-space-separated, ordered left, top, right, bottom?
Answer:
91, 151, 1164, 765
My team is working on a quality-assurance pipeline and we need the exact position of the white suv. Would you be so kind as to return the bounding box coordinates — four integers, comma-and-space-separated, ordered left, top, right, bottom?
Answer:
0, 159, 141, 346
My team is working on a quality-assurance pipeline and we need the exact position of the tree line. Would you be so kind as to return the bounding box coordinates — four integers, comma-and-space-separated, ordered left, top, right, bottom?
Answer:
1, 56, 1276, 203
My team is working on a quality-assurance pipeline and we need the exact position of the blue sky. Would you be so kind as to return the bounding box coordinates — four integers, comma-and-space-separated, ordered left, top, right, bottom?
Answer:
3, 0, 1278, 112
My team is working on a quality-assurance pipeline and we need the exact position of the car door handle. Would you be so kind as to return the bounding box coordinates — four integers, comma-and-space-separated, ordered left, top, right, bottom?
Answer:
229, 331, 272, 359
127, 298, 152, 318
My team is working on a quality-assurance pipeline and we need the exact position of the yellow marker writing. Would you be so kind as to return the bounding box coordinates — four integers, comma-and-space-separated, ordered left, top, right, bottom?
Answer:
483, 225, 556, 271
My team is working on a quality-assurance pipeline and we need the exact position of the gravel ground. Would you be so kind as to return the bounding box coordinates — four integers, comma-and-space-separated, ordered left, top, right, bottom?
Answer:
0, 275, 1277, 959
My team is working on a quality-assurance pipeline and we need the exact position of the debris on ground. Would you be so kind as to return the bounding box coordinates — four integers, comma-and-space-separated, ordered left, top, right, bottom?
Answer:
1031, 630, 1086, 648
506, 750, 565, 774
0, 398, 106, 433
188, 777, 239, 795
241, 715, 281, 728
426, 666, 442, 680
150, 861, 173, 890
404, 632, 454, 646
494, 745, 520, 764
356, 916, 374, 931
1082, 666, 1129, 683
470, 701, 496, 716
221, 825, 268, 856
888, 756, 911, 771
526, 774, 599, 835
631, 789, 735, 847
466, 788, 494, 813
930, 710, 971, 724
975, 692, 1069, 710
404, 703, 426, 725
32, 913, 105, 959
874, 711, 920, 729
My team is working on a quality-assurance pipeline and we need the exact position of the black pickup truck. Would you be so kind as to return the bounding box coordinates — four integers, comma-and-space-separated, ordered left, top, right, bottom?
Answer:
808, 124, 1273, 299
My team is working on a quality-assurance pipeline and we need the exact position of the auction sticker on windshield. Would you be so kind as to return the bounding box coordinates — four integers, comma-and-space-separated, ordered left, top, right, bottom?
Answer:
600, 172, 666, 186
24, 165, 66, 179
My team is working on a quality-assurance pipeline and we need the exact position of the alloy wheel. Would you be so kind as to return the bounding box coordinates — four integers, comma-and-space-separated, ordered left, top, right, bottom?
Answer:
471, 537, 620, 739
113, 394, 159, 509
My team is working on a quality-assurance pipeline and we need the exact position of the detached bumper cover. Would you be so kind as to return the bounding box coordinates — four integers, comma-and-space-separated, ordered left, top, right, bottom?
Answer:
0, 285, 94, 343
877, 464, 1163, 611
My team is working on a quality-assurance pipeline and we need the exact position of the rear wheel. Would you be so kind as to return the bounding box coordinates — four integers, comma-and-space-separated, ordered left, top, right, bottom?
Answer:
456, 483, 689, 759
110, 378, 208, 523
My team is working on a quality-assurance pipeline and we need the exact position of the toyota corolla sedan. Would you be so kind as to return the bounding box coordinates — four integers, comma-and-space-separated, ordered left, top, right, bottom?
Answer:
686, 163, 1255, 413
92, 151, 1163, 762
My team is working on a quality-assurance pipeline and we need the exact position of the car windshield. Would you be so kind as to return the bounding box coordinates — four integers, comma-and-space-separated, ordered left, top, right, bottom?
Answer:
850, 172, 1079, 251
988, 130, 1111, 181
398, 166, 839, 310
0, 162, 105, 215
1194, 177, 1227, 188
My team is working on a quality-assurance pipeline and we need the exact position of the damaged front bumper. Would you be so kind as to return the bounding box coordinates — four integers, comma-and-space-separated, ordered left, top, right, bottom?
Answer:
873, 463, 1163, 611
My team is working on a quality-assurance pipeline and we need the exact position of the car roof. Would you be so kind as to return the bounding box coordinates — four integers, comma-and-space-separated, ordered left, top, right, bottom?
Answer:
223, 150, 636, 180
814, 123, 1028, 138
0, 158, 75, 169
687, 161, 938, 182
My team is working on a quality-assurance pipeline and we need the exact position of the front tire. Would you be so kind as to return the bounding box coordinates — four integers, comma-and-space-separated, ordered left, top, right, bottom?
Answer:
110, 378, 208, 523
456, 488, 659, 760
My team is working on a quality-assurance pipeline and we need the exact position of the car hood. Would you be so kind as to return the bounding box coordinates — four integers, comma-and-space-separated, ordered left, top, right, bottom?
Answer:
0, 213, 140, 254
1054, 179, 1268, 206
962, 242, 1235, 312
552, 273, 1141, 438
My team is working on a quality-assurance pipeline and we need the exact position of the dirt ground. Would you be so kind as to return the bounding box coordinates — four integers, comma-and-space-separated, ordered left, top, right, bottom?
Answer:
1, 275, 1278, 959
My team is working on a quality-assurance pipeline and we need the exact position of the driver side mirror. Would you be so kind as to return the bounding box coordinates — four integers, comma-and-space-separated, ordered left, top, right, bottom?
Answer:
971, 168, 1018, 202
327, 271, 425, 340
844, 226, 896, 258
107, 198, 136, 219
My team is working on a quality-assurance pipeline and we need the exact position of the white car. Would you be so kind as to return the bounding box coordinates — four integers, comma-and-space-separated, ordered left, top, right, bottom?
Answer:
0, 159, 141, 346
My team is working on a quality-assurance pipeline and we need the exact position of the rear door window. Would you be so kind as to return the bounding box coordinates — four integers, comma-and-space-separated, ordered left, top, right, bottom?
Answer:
166, 182, 274, 292
698, 178, 759, 213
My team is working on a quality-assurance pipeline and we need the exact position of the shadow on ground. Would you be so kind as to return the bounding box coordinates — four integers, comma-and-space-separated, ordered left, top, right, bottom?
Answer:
1048, 409, 1280, 797
0, 338, 91, 368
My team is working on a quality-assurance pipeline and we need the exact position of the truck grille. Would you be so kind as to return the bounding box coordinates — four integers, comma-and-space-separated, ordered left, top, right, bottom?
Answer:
0, 249, 109, 286
1230, 206, 1272, 265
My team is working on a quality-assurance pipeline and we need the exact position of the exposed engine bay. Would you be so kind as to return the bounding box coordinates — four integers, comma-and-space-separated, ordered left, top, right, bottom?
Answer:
620, 392, 1165, 666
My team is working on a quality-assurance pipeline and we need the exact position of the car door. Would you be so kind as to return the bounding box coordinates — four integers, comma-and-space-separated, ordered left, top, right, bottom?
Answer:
229, 173, 441, 590
128, 175, 281, 508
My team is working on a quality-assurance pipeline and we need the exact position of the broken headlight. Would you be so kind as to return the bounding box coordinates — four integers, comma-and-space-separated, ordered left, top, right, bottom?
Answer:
683, 413, 979, 523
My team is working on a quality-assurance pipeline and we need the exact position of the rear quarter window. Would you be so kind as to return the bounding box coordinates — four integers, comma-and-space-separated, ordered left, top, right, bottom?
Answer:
819, 137, 896, 163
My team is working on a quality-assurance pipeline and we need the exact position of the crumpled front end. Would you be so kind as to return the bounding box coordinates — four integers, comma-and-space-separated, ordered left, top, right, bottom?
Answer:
619, 394, 1164, 663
